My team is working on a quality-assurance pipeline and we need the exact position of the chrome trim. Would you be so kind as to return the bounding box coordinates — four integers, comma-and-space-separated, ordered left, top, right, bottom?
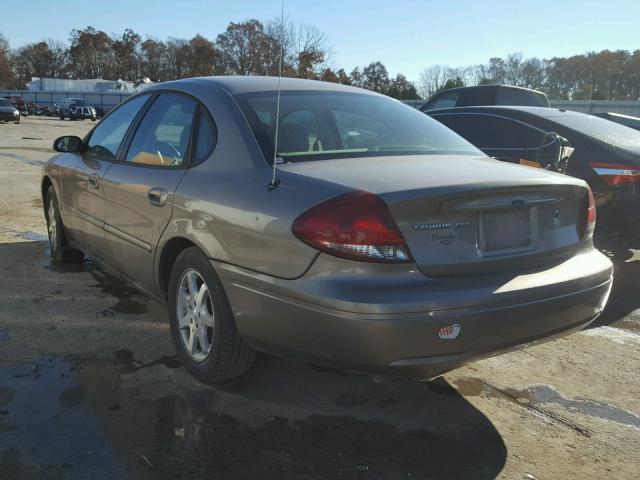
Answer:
104, 223, 152, 252
64, 205, 103, 228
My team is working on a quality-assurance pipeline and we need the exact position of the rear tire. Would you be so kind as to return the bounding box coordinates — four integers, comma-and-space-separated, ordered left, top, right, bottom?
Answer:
168, 247, 255, 383
45, 187, 83, 263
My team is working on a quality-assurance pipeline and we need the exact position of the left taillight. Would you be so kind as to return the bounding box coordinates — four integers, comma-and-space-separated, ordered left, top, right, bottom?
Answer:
590, 162, 640, 186
577, 186, 596, 241
292, 190, 413, 263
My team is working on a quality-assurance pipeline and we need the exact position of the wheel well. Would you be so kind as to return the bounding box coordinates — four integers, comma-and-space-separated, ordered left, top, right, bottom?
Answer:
41, 176, 53, 213
158, 237, 197, 297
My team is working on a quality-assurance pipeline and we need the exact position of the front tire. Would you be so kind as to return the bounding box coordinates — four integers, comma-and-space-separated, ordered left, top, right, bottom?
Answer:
168, 247, 255, 383
45, 187, 83, 263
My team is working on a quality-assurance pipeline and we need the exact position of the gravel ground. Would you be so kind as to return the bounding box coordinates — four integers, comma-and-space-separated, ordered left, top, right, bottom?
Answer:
1, 116, 639, 479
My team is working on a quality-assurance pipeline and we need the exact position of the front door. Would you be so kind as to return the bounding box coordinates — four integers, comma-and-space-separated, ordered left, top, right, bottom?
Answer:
100, 93, 197, 293
58, 94, 151, 252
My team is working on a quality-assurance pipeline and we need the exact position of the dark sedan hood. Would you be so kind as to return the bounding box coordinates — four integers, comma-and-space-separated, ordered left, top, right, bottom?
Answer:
0, 106, 17, 114
279, 154, 584, 198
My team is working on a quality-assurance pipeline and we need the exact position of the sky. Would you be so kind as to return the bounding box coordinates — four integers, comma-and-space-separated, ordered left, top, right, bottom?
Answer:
2, 0, 639, 82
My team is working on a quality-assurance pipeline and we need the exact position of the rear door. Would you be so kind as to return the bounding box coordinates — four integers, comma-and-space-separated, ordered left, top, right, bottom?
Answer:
57, 94, 150, 253
100, 92, 199, 292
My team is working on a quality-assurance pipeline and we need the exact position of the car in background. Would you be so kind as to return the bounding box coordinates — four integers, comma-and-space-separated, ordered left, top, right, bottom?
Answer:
3, 95, 26, 110
421, 85, 549, 111
593, 112, 640, 131
42, 76, 612, 383
427, 106, 640, 247
0, 98, 21, 123
59, 98, 97, 121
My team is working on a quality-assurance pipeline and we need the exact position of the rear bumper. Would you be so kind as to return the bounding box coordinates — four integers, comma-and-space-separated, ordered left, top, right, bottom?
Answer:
0, 112, 18, 121
215, 247, 613, 379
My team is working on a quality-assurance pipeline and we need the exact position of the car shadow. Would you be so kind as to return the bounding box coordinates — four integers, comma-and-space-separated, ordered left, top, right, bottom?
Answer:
585, 247, 640, 331
0, 240, 508, 480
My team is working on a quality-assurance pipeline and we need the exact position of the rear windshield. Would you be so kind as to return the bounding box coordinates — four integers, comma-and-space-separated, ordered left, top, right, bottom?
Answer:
551, 113, 640, 150
70, 99, 88, 106
236, 91, 481, 163
495, 88, 548, 107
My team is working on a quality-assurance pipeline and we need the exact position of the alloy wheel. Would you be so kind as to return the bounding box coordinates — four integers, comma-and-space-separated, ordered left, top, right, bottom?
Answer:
176, 269, 215, 362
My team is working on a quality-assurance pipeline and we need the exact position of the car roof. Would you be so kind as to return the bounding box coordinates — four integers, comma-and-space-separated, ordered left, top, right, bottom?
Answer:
431, 84, 544, 95
427, 105, 590, 119
145, 75, 382, 97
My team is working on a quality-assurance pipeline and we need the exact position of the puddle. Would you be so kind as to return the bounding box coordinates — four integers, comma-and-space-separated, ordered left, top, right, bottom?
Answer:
0, 359, 127, 479
0, 358, 508, 479
454, 377, 640, 429
525, 385, 640, 429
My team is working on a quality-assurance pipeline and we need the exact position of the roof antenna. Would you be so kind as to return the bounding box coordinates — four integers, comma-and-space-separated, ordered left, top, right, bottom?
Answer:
269, 0, 285, 191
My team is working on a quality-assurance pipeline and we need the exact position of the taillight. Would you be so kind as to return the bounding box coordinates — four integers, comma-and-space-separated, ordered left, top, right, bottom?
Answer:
577, 186, 596, 241
590, 162, 640, 186
292, 191, 413, 263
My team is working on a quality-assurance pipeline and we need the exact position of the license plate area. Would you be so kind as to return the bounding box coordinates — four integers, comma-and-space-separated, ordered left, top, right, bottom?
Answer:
479, 208, 532, 252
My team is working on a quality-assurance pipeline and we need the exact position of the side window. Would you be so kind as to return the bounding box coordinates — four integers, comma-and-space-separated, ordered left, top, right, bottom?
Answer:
193, 109, 218, 165
125, 93, 196, 167
425, 91, 459, 110
86, 95, 149, 159
434, 114, 521, 149
513, 123, 546, 149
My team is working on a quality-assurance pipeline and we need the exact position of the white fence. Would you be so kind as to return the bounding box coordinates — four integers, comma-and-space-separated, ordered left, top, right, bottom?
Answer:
0, 90, 132, 108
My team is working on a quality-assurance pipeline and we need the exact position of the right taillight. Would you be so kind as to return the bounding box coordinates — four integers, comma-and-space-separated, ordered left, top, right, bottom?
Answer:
578, 186, 596, 241
590, 162, 640, 186
292, 190, 413, 263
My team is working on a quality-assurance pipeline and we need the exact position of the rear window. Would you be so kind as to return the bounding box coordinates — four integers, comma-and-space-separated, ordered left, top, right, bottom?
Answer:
236, 91, 481, 163
496, 88, 548, 107
551, 114, 640, 151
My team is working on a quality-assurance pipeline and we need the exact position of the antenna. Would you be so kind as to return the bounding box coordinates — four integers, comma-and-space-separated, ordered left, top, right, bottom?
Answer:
269, 0, 285, 191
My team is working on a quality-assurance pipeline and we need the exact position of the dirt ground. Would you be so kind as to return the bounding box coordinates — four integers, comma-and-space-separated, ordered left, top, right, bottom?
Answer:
1, 116, 639, 480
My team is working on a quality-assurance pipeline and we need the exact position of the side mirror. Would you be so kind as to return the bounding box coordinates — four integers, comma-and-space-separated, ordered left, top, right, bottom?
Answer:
536, 132, 573, 174
53, 135, 82, 153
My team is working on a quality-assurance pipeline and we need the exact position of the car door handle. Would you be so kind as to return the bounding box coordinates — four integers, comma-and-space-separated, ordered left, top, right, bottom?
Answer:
88, 173, 100, 189
148, 187, 168, 207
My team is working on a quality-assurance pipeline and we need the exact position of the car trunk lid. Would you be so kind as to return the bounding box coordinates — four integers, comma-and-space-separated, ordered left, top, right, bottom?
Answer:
281, 155, 587, 275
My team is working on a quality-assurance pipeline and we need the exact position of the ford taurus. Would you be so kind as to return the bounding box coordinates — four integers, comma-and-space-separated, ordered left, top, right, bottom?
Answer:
42, 77, 613, 382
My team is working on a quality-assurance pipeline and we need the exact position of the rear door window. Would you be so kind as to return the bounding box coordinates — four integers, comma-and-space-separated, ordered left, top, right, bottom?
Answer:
125, 93, 196, 167
433, 113, 521, 149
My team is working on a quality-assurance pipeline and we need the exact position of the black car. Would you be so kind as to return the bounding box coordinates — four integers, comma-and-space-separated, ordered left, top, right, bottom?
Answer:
421, 85, 549, 111
428, 106, 640, 247
593, 112, 640, 132
0, 98, 20, 123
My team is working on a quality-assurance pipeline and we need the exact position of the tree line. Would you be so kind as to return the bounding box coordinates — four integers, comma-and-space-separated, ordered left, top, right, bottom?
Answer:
419, 50, 640, 101
1, 20, 638, 101
0, 20, 419, 100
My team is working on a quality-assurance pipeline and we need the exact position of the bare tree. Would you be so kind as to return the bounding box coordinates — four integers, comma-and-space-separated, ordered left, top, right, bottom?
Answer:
216, 20, 269, 75
418, 65, 449, 98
